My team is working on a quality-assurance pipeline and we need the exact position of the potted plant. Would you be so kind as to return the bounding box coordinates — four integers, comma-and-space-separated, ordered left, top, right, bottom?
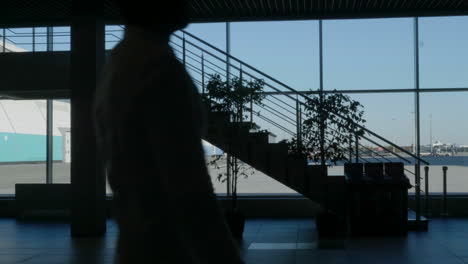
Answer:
301, 90, 366, 167
207, 154, 255, 240
203, 74, 266, 239
284, 90, 366, 238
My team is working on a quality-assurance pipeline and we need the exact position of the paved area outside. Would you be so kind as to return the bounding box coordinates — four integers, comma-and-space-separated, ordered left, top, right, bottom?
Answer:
0, 161, 466, 195
0, 161, 297, 195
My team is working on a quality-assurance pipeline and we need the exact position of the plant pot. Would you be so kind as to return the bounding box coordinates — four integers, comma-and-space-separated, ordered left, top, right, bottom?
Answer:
286, 155, 307, 191
384, 162, 404, 181
316, 210, 343, 238
306, 164, 329, 205
225, 209, 245, 240
344, 163, 363, 181
308, 164, 328, 181
365, 162, 384, 181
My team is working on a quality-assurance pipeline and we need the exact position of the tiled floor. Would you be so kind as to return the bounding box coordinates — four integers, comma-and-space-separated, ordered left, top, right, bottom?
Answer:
0, 218, 467, 263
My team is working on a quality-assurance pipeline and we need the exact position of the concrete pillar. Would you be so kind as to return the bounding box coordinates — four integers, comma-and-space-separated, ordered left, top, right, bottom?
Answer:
70, 1, 106, 236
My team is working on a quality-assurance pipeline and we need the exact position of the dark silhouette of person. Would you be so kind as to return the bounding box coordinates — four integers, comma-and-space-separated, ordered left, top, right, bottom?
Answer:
94, 1, 244, 263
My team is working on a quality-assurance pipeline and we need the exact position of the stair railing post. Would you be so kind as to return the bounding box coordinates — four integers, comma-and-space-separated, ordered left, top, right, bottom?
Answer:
226, 153, 231, 196
2, 28, 5, 52
249, 68, 253, 127
225, 22, 231, 197
32, 27, 35, 52
182, 32, 186, 66
415, 163, 421, 222
201, 53, 205, 95
355, 134, 359, 163
250, 95, 253, 127
424, 166, 429, 216
296, 97, 301, 149
442, 166, 448, 216
319, 90, 325, 167
239, 65, 243, 124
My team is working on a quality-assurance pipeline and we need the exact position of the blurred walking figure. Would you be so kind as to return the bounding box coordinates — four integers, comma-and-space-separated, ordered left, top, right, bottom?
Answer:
94, 1, 244, 263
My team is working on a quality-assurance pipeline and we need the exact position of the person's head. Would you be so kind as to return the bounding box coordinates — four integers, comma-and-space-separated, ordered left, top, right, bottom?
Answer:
114, 0, 189, 36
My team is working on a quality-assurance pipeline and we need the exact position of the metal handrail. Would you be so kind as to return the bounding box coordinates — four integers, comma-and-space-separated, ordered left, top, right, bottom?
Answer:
260, 104, 296, 126
178, 30, 429, 166
360, 135, 412, 164
172, 39, 299, 141
174, 47, 298, 138
254, 115, 296, 137
171, 40, 228, 76
355, 144, 416, 175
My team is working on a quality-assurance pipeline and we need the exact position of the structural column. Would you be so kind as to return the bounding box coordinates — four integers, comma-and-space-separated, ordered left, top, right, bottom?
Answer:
46, 27, 54, 184
413, 17, 421, 222
225, 22, 231, 196
318, 20, 325, 166
70, 1, 106, 236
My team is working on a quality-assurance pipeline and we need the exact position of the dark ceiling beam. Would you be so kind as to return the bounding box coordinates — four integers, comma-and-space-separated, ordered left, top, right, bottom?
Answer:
188, 9, 468, 23
1, 0, 468, 27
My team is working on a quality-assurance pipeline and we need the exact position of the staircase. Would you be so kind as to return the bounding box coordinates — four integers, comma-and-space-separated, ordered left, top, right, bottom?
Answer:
204, 110, 343, 209
169, 29, 431, 232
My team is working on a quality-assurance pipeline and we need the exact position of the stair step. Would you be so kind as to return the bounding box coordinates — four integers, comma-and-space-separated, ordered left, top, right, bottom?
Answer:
248, 143, 268, 172
207, 111, 231, 124
248, 131, 270, 145
265, 143, 288, 184
286, 155, 307, 193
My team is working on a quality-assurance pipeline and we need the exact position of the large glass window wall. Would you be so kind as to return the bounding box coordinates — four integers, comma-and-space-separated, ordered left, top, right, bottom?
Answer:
1, 17, 467, 197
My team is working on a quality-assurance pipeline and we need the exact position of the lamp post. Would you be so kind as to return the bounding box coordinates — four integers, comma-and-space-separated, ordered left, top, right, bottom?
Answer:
410, 111, 415, 154
391, 118, 397, 153
429, 114, 433, 155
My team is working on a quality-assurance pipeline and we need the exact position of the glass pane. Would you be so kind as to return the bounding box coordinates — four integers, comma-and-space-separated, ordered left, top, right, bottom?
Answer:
52, 26, 70, 51
184, 22, 226, 51
172, 23, 226, 93
421, 92, 468, 194
106, 25, 124, 50
3, 28, 32, 52
350, 93, 414, 146
0, 100, 46, 194
338, 93, 417, 191
232, 21, 319, 91
33, 27, 47, 52
52, 100, 71, 184
420, 16, 468, 89
324, 18, 414, 91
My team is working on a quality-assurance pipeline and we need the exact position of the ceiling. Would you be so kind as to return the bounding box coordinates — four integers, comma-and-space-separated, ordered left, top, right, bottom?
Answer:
1, 0, 468, 26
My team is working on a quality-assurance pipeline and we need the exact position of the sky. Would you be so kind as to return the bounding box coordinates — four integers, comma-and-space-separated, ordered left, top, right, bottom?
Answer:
3, 17, 468, 146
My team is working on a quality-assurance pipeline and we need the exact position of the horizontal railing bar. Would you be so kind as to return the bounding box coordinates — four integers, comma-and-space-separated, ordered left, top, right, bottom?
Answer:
173, 33, 300, 103
361, 135, 412, 164
174, 43, 299, 119
405, 168, 416, 176
173, 49, 228, 79
255, 115, 296, 137
179, 30, 428, 165
265, 94, 298, 112
258, 104, 297, 127
247, 107, 296, 136
181, 46, 229, 77
358, 144, 393, 163
263, 97, 297, 116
